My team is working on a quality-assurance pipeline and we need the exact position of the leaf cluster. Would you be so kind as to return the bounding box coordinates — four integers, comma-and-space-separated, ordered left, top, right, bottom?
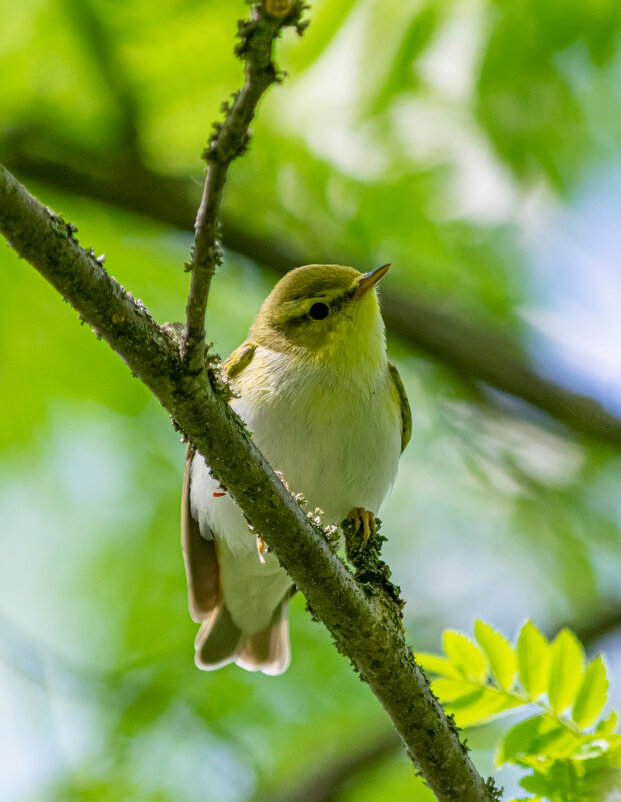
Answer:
417, 621, 621, 801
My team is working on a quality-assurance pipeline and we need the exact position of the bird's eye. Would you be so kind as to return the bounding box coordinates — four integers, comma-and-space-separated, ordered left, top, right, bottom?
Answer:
308, 302, 329, 320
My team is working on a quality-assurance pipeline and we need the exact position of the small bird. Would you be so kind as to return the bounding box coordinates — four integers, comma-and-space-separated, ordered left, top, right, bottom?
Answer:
182, 263, 411, 675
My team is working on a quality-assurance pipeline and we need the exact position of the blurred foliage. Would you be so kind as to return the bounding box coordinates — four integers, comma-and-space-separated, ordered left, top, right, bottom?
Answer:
2, 0, 621, 800
419, 620, 621, 801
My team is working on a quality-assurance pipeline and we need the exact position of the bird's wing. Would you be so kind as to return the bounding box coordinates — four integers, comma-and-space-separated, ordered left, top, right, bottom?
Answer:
388, 360, 412, 453
181, 342, 258, 622
221, 341, 256, 380
182, 444, 220, 621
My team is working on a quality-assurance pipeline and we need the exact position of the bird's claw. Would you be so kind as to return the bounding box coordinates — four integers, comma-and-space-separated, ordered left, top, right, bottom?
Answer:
274, 470, 290, 491
347, 507, 376, 546
256, 535, 266, 564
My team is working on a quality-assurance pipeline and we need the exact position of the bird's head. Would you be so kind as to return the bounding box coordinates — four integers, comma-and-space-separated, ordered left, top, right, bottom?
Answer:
250, 264, 390, 367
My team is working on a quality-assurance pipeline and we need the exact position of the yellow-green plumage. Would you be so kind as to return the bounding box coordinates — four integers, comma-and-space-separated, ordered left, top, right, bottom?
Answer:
182, 264, 411, 675
223, 344, 410, 454
388, 361, 412, 452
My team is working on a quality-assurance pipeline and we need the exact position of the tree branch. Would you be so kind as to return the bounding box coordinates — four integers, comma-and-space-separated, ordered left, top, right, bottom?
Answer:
183, 2, 307, 373
4, 136, 621, 452
0, 163, 497, 802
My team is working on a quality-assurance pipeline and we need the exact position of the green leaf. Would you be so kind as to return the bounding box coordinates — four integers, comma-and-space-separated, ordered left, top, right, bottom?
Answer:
548, 629, 585, 715
432, 678, 524, 727
519, 761, 578, 798
442, 630, 487, 681
498, 714, 579, 766
572, 656, 608, 729
595, 710, 619, 735
498, 715, 548, 765
415, 652, 461, 678
442, 685, 523, 727
474, 619, 517, 691
571, 738, 616, 760
431, 678, 474, 703
517, 620, 549, 699
518, 749, 621, 802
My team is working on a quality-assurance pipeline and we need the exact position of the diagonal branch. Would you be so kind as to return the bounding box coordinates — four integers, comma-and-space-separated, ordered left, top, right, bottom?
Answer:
0, 161, 498, 802
5, 136, 621, 451
0, 6, 498, 799
183, 2, 307, 373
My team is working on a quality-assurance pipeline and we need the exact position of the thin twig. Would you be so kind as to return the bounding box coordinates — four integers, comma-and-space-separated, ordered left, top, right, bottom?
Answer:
182, 1, 308, 373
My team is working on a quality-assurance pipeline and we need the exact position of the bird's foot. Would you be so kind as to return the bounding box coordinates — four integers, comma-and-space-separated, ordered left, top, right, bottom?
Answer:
274, 470, 290, 491
256, 535, 266, 564
347, 507, 376, 547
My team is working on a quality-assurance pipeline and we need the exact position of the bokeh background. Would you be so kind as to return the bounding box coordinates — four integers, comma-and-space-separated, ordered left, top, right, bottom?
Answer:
2, 0, 621, 799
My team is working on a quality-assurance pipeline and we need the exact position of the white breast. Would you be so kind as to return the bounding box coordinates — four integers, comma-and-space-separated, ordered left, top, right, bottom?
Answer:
239, 347, 401, 521
190, 345, 402, 632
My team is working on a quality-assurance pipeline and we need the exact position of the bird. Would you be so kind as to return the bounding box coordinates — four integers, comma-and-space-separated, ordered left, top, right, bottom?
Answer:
181, 263, 411, 675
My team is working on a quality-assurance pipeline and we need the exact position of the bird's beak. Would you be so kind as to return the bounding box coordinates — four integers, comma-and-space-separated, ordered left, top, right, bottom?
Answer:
355, 263, 391, 298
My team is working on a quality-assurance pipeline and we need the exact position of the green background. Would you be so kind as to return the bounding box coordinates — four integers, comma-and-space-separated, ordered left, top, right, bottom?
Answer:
2, 0, 621, 799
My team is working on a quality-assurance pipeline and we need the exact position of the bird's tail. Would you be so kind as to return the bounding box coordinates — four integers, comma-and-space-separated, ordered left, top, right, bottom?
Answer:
194, 600, 291, 676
